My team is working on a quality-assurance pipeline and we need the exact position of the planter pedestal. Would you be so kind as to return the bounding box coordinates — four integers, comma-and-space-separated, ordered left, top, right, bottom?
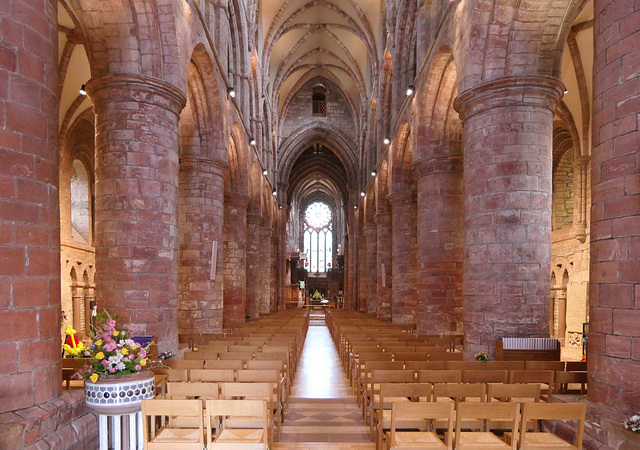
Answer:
85, 371, 155, 450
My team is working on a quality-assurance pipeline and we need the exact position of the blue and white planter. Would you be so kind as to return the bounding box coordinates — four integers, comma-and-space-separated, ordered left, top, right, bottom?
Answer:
85, 371, 155, 415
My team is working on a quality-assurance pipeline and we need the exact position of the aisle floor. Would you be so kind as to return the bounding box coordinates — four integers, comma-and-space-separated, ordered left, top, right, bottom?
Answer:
274, 314, 375, 449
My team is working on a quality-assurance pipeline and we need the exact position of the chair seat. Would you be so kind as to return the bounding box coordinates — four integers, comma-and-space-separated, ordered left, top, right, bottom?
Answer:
215, 428, 265, 443
153, 427, 202, 443
519, 432, 575, 449
389, 431, 446, 448
457, 431, 511, 448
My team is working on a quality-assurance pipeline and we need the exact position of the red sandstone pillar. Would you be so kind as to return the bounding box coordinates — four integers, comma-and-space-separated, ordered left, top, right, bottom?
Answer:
414, 156, 464, 334
178, 157, 226, 333
454, 77, 563, 358
259, 226, 273, 314
389, 192, 418, 324
223, 193, 249, 325
88, 75, 186, 353
270, 232, 277, 311
345, 207, 357, 309
358, 226, 368, 312
364, 226, 378, 315
376, 211, 393, 319
0, 0, 60, 413
589, 0, 640, 414
246, 213, 262, 319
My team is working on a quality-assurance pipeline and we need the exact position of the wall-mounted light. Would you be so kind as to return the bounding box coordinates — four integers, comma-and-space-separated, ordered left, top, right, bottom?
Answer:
371, 170, 377, 177
227, 87, 236, 97
249, 137, 256, 146
360, 192, 365, 197
272, 188, 277, 196
406, 85, 415, 96
383, 138, 390, 145
263, 169, 268, 176
354, 205, 358, 210
564, 88, 568, 94
278, 204, 283, 209
79, 84, 87, 96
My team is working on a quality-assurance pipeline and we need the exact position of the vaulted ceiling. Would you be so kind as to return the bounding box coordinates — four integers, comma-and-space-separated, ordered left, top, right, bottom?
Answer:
260, 0, 382, 117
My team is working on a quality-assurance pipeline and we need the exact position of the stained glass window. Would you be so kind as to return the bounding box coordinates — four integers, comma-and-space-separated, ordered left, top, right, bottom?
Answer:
303, 202, 332, 272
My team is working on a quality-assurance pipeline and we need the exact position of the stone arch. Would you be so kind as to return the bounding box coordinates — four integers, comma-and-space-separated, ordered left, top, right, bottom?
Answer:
389, 122, 413, 195
227, 124, 250, 195
70, 158, 91, 245
552, 126, 575, 230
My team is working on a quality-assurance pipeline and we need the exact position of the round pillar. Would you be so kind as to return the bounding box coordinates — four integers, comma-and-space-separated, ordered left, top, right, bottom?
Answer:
223, 193, 249, 325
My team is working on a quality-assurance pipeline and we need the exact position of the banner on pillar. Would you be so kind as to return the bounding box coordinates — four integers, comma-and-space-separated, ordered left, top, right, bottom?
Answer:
210, 241, 218, 280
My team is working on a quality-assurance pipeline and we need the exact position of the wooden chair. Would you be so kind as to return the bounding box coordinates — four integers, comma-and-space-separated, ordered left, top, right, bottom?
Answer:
190, 369, 236, 383
445, 361, 485, 371
236, 369, 285, 420
404, 361, 445, 371
486, 383, 540, 431
367, 370, 415, 434
509, 370, 555, 400
167, 381, 219, 400
506, 402, 586, 449
167, 360, 204, 370
462, 369, 509, 384
433, 383, 486, 404
554, 371, 587, 395
416, 370, 462, 384
429, 352, 463, 361
184, 350, 218, 360
375, 383, 432, 450
205, 360, 245, 370
358, 361, 405, 409
167, 369, 188, 382
387, 402, 455, 450
205, 399, 268, 449
565, 361, 587, 372
485, 361, 525, 371
525, 361, 565, 372
221, 382, 278, 445
141, 399, 204, 449
454, 402, 519, 449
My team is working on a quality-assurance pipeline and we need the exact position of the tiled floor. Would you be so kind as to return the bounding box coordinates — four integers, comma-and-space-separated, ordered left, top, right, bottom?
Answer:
276, 313, 375, 448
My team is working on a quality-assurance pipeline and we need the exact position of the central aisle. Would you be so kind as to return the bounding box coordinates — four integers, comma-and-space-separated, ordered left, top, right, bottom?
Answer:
274, 313, 375, 449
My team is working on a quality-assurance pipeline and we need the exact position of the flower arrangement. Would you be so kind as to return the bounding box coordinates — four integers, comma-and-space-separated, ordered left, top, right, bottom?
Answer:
61, 311, 68, 328
159, 351, 174, 360
75, 311, 149, 383
312, 290, 322, 300
63, 325, 85, 357
624, 413, 640, 433
475, 352, 490, 362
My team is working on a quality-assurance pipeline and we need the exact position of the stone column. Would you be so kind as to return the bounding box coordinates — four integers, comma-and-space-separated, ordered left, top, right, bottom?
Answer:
413, 156, 464, 334
572, 155, 589, 242
345, 207, 357, 310
376, 211, 392, 320
0, 0, 60, 418
72, 286, 84, 333
358, 226, 368, 312
454, 76, 563, 358
223, 193, 249, 326
259, 226, 273, 315
178, 157, 226, 333
364, 226, 378, 315
270, 231, 277, 311
83, 286, 95, 335
245, 213, 262, 319
389, 191, 417, 324
88, 75, 186, 353
589, 0, 640, 415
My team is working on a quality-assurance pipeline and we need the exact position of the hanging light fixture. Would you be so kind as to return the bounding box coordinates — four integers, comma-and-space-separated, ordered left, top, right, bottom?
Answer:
79, 84, 87, 96
249, 137, 256, 146
360, 192, 365, 197
371, 170, 377, 177
406, 85, 415, 96
227, 87, 236, 97
272, 188, 277, 196
263, 169, 268, 176
383, 138, 390, 145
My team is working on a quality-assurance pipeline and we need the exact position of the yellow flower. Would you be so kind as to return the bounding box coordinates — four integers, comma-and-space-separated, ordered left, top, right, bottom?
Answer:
121, 348, 128, 356
140, 359, 147, 366
95, 352, 105, 360
95, 340, 102, 346
112, 331, 119, 337
90, 373, 99, 383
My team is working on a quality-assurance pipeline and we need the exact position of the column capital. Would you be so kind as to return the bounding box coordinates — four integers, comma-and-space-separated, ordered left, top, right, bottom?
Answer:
86, 74, 187, 114
247, 213, 263, 225
224, 192, 250, 207
179, 157, 228, 176
387, 191, 415, 206
260, 226, 274, 236
453, 76, 565, 121
412, 155, 463, 177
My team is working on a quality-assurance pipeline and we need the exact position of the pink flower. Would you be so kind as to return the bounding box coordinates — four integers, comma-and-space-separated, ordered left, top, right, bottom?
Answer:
140, 351, 147, 358
135, 365, 142, 371
109, 368, 116, 373
128, 354, 135, 360
102, 360, 108, 365
103, 341, 117, 352
129, 324, 136, 333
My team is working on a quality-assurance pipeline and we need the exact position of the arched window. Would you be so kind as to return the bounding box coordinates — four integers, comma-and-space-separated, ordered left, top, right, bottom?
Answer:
303, 202, 332, 273
70, 159, 91, 244
312, 85, 326, 117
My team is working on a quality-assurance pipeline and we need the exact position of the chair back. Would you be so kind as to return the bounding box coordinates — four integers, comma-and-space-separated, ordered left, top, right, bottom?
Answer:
487, 383, 540, 402
142, 399, 204, 449
434, 382, 486, 403
520, 402, 585, 448
205, 360, 244, 370
191, 369, 236, 382
525, 361, 565, 371
404, 361, 445, 371
455, 402, 519, 450
390, 402, 455, 449
167, 360, 204, 370
462, 369, 509, 384
445, 361, 485, 371
416, 369, 461, 383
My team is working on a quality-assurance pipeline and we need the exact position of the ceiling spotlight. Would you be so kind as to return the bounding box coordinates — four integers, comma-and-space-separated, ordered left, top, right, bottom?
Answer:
360, 191, 365, 197
383, 138, 390, 145
249, 137, 256, 146
371, 170, 377, 177
354, 205, 358, 210
227, 87, 236, 97
406, 85, 415, 96
272, 188, 277, 196
263, 169, 268, 176
79, 84, 87, 96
